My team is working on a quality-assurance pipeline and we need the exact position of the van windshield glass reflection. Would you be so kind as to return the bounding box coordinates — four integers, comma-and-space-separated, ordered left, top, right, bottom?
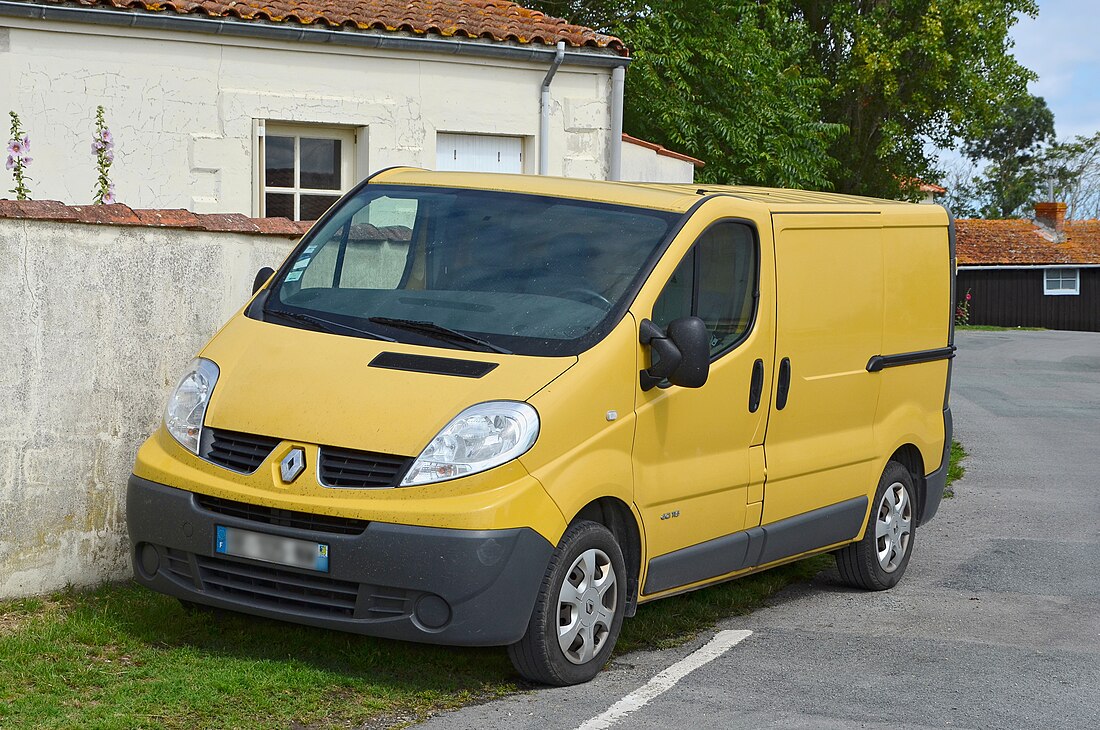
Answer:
265, 185, 681, 356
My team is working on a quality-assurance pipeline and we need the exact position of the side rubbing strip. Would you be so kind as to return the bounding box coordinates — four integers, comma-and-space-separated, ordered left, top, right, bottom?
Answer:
369, 352, 498, 378
866, 346, 956, 373
642, 496, 869, 595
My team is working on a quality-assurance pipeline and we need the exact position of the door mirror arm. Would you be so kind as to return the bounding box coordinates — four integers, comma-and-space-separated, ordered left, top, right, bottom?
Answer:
639, 319, 682, 391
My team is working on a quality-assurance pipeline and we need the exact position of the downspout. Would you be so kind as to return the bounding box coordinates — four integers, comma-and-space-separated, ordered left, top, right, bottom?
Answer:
609, 65, 625, 181
540, 41, 566, 176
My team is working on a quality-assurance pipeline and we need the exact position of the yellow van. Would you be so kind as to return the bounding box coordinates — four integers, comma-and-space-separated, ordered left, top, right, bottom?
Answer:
128, 169, 954, 685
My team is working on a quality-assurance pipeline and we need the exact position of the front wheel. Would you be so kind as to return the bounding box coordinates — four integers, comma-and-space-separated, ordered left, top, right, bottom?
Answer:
508, 520, 627, 686
835, 461, 916, 590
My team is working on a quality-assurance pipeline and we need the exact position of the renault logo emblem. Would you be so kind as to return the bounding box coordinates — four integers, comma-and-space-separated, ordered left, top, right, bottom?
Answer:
280, 448, 306, 484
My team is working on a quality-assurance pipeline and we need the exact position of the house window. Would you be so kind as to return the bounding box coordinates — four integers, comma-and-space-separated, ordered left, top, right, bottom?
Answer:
1044, 268, 1080, 296
261, 124, 355, 221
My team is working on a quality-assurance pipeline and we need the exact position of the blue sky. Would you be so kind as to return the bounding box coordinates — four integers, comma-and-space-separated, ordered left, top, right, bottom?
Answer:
1011, 0, 1100, 139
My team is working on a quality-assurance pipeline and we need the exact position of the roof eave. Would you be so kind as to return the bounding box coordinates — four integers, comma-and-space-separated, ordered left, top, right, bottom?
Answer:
0, 0, 631, 68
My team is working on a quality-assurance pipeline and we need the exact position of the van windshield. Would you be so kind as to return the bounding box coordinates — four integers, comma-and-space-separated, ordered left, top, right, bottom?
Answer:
263, 185, 682, 356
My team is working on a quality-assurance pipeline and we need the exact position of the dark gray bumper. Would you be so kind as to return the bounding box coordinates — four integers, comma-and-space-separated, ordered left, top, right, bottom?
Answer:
127, 475, 553, 646
920, 407, 952, 525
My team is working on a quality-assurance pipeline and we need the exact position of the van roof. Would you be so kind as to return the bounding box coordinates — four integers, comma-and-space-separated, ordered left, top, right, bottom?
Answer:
369, 168, 941, 216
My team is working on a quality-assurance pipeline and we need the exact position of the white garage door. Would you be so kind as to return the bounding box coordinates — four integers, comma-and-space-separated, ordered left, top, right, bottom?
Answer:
436, 133, 523, 173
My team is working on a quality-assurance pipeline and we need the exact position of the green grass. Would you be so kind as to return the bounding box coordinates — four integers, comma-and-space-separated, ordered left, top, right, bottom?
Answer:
944, 439, 967, 498
956, 324, 1044, 331
0, 556, 828, 729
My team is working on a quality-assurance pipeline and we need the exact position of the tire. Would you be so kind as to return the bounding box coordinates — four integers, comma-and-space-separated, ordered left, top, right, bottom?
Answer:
835, 461, 916, 591
508, 520, 627, 686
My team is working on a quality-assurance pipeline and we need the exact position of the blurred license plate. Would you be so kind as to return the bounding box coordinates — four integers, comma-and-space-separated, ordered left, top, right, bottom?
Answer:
215, 526, 329, 572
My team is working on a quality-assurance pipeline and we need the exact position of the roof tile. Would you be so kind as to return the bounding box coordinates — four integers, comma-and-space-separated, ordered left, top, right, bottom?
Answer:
39, 0, 627, 54
956, 218, 1100, 266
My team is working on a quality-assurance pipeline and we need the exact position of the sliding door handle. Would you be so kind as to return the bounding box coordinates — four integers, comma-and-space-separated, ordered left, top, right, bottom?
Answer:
749, 359, 764, 413
776, 357, 792, 410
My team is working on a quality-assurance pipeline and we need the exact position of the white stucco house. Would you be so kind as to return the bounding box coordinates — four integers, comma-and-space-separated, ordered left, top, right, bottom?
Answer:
0, 0, 695, 219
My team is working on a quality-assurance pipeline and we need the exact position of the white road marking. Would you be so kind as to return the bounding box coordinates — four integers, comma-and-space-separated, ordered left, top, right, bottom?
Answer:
575, 629, 753, 730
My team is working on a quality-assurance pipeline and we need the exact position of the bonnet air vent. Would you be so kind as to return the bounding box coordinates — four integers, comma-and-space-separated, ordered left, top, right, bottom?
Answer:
368, 352, 498, 378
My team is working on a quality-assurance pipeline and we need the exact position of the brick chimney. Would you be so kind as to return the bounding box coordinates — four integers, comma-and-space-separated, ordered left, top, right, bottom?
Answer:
1034, 202, 1067, 234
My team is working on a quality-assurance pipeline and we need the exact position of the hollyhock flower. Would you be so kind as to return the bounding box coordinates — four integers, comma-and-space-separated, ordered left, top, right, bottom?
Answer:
4, 155, 14, 171
7, 138, 25, 159
966, 292, 972, 301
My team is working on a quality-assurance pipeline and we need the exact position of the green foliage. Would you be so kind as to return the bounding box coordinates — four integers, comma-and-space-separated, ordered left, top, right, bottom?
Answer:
790, 0, 1040, 197
965, 95, 1055, 218
945, 439, 967, 498
530, 1, 1041, 198
6, 111, 32, 200
618, 1, 844, 188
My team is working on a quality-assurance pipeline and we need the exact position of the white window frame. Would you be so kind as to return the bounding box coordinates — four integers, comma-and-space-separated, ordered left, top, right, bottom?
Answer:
1043, 267, 1080, 296
257, 122, 355, 220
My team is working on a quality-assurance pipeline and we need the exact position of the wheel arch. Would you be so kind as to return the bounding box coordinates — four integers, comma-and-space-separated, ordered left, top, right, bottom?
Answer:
573, 497, 642, 617
888, 443, 926, 526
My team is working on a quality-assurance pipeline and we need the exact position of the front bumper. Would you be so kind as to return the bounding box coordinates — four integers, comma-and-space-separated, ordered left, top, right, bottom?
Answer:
127, 475, 553, 646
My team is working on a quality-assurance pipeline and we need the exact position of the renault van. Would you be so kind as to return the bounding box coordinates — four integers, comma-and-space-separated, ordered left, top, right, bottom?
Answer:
128, 169, 954, 685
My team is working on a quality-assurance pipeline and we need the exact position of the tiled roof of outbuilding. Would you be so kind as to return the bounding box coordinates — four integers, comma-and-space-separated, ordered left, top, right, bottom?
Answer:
30, 0, 627, 54
955, 218, 1100, 266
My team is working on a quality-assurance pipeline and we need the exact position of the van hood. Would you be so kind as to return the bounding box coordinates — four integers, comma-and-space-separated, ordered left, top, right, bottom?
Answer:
199, 315, 575, 457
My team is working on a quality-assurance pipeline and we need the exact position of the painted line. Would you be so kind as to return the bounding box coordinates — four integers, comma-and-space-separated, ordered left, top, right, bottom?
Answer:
575, 629, 753, 730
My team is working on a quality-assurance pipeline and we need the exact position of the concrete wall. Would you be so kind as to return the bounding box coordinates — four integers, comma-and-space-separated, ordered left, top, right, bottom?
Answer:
0, 217, 296, 597
0, 19, 616, 213
620, 139, 697, 184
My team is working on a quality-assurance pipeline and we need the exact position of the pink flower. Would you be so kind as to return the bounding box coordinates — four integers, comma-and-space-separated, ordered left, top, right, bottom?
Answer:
100, 128, 113, 145
965, 292, 972, 301
103, 182, 116, 204
4, 155, 13, 171
7, 139, 26, 159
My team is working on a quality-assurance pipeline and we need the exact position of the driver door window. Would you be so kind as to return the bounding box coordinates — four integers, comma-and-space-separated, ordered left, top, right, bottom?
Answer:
652, 222, 757, 357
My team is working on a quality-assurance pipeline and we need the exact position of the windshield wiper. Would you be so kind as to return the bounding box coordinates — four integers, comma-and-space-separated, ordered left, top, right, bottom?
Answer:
368, 317, 512, 354
265, 308, 394, 342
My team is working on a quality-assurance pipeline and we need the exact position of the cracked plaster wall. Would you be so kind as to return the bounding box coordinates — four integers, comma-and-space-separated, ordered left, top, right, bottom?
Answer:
0, 217, 296, 597
0, 20, 615, 212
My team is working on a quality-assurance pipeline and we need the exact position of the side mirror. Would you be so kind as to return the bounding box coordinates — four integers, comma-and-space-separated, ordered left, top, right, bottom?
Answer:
252, 266, 276, 295
639, 317, 710, 391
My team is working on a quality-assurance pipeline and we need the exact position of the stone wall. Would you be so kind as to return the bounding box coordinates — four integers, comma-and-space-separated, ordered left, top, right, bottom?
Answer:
0, 204, 300, 597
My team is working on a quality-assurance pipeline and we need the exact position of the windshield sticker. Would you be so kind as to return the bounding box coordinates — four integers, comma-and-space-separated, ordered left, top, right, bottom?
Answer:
304, 245, 318, 254
285, 271, 303, 282
291, 257, 311, 270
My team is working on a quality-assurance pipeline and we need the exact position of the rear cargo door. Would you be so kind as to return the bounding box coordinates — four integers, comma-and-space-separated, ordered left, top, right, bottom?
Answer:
762, 213, 884, 527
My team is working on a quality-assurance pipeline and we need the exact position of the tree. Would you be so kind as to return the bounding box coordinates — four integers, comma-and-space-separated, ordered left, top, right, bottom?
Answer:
529, 1, 845, 188
529, 1, 1041, 198
1036, 132, 1100, 220
964, 94, 1054, 218
788, 0, 1040, 198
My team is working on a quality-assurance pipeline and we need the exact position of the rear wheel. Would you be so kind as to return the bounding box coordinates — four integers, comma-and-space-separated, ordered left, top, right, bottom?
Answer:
836, 461, 916, 590
508, 520, 626, 686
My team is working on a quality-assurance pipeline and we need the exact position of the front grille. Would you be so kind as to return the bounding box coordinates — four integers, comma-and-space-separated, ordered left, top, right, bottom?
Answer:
196, 554, 360, 618
318, 446, 413, 488
200, 429, 280, 474
195, 494, 369, 536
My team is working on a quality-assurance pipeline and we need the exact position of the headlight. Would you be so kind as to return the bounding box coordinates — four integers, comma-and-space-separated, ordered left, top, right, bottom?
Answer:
401, 401, 539, 486
164, 358, 220, 454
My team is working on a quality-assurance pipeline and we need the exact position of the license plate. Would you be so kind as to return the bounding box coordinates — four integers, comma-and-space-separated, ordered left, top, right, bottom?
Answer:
215, 525, 329, 573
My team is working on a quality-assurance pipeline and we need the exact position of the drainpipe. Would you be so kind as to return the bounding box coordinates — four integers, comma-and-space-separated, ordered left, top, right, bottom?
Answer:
609, 65, 625, 181
540, 41, 566, 176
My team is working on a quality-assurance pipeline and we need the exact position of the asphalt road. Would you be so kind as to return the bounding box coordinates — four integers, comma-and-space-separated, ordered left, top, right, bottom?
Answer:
416, 330, 1100, 730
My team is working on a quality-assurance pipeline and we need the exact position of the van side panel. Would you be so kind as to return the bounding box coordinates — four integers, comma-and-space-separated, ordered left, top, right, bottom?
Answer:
874, 224, 953, 475
762, 215, 884, 525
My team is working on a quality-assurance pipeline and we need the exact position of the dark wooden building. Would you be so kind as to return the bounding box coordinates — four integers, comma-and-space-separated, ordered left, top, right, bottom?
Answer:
955, 203, 1100, 332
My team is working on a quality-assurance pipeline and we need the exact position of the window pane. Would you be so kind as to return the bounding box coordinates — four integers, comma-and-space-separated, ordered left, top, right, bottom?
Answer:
652, 253, 694, 329
265, 136, 294, 187
265, 193, 294, 219
300, 194, 341, 221
300, 138, 341, 189
696, 223, 756, 354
